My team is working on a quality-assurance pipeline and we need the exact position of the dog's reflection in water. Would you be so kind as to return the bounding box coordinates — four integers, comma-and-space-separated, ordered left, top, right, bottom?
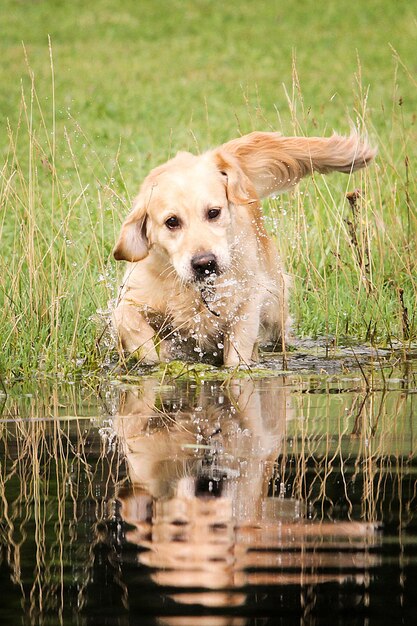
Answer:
115, 378, 379, 613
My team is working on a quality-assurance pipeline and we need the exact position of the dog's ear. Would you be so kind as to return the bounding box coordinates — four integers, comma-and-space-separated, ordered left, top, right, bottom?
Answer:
219, 131, 376, 198
113, 195, 149, 262
213, 150, 260, 208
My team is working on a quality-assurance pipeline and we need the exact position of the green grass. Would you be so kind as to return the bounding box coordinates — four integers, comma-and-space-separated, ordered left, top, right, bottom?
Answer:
0, 0, 416, 379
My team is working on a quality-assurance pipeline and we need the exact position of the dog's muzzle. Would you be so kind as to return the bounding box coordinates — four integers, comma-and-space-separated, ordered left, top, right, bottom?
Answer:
191, 252, 219, 281
190, 253, 221, 317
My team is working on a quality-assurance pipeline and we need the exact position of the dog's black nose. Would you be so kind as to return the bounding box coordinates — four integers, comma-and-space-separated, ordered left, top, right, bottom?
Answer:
191, 252, 218, 279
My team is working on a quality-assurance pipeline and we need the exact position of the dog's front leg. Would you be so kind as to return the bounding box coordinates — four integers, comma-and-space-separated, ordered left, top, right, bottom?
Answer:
223, 297, 261, 367
112, 302, 160, 364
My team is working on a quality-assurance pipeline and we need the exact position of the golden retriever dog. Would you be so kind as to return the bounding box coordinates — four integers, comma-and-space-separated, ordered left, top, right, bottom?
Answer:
112, 132, 375, 366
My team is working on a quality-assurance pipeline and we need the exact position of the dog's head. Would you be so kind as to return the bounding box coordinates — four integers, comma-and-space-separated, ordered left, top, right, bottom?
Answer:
113, 131, 375, 283
113, 149, 260, 283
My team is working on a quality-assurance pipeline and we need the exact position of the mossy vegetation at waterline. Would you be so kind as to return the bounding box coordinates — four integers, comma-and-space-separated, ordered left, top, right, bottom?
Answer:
0, 0, 415, 379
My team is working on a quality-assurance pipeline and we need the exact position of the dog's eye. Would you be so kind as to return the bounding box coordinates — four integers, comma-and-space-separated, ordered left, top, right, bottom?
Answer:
165, 216, 181, 230
207, 208, 221, 220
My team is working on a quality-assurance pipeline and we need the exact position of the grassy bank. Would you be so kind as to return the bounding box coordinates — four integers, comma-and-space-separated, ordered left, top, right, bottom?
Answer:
0, 0, 416, 379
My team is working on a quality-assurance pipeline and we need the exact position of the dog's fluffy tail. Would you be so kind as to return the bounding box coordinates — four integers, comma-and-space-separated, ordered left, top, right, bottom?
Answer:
221, 131, 376, 198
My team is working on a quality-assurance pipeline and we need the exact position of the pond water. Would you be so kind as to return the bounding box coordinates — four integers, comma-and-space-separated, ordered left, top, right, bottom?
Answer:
1, 350, 416, 625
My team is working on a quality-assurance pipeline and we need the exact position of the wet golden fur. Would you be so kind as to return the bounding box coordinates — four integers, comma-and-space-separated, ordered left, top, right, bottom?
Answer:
112, 132, 375, 366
